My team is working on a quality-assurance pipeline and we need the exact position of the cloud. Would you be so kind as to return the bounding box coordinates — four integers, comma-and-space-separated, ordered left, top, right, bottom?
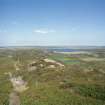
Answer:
34, 29, 56, 34
34, 30, 49, 34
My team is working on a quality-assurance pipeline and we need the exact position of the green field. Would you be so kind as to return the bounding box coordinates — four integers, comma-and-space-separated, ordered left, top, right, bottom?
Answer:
49, 54, 80, 64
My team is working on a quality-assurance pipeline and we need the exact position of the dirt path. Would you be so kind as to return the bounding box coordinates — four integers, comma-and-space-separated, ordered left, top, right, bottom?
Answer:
9, 75, 28, 105
9, 91, 20, 105
9, 61, 28, 105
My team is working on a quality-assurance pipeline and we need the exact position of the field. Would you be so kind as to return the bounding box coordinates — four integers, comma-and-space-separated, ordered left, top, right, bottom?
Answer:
0, 47, 105, 105
48, 53, 80, 65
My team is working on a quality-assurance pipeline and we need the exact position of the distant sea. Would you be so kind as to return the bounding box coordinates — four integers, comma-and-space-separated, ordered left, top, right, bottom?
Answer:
47, 48, 79, 52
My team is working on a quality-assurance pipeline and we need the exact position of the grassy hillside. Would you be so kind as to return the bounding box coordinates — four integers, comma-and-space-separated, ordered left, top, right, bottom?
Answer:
0, 48, 105, 105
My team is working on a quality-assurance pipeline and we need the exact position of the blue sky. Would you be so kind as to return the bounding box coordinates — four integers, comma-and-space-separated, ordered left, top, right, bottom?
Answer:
0, 0, 105, 46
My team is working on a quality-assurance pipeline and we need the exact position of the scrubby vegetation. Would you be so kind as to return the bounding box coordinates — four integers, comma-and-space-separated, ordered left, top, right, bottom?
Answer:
0, 47, 105, 105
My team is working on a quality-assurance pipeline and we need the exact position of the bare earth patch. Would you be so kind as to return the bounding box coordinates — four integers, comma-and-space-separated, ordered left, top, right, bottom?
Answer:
47, 65, 56, 69
44, 58, 65, 67
10, 76, 29, 92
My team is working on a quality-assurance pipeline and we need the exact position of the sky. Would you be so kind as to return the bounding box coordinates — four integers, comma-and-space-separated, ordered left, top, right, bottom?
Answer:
0, 0, 105, 46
